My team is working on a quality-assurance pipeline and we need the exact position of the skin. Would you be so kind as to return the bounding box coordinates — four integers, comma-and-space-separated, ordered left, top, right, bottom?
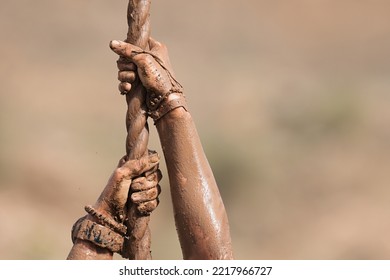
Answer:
111, 39, 234, 259
67, 153, 161, 260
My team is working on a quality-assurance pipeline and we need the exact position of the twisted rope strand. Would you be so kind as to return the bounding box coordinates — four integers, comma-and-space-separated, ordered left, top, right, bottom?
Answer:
122, 0, 153, 260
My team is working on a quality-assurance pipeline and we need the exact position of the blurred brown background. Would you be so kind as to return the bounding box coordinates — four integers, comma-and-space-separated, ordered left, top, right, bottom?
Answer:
1, 0, 390, 259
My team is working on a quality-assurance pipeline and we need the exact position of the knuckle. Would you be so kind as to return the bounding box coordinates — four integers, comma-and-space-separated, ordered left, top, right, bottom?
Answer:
146, 172, 156, 182
143, 55, 155, 66
119, 82, 131, 93
148, 188, 158, 199
139, 157, 149, 170
148, 186, 159, 198
113, 168, 125, 180
130, 177, 146, 191
130, 183, 140, 192
137, 200, 158, 215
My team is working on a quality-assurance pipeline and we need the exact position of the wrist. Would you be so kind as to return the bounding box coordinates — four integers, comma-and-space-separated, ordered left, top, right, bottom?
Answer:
71, 216, 124, 255
70, 203, 128, 257
84, 205, 127, 235
148, 91, 188, 123
92, 201, 113, 219
161, 105, 188, 121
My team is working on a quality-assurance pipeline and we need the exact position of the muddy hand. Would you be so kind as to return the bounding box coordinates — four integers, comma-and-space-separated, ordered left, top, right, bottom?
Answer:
92, 151, 160, 223
130, 166, 162, 215
110, 38, 175, 97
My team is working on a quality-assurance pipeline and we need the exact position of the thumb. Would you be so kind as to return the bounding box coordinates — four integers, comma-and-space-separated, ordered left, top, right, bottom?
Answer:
120, 152, 160, 179
109, 40, 143, 59
133, 152, 160, 177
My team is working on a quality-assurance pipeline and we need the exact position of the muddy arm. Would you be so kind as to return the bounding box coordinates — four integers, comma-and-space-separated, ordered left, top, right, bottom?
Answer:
110, 39, 234, 260
67, 228, 113, 260
156, 107, 234, 260
67, 154, 160, 260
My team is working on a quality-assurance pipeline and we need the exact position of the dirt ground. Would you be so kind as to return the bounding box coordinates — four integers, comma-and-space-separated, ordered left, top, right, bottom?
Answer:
1, 0, 390, 259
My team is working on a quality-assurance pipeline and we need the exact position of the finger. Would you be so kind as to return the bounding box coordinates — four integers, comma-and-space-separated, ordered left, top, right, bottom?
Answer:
130, 177, 149, 192
131, 172, 161, 191
118, 71, 136, 83
131, 185, 160, 203
118, 82, 132, 93
111, 40, 156, 73
132, 153, 160, 177
144, 164, 159, 177
110, 40, 143, 59
117, 58, 136, 71
131, 177, 149, 192
137, 199, 159, 215
119, 152, 160, 178
145, 169, 163, 184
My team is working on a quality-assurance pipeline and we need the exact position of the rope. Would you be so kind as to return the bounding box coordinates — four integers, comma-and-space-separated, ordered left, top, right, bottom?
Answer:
121, 0, 152, 260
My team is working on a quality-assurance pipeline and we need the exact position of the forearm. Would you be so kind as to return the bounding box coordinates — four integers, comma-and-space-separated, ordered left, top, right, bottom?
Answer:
67, 239, 113, 260
66, 216, 113, 260
156, 107, 233, 260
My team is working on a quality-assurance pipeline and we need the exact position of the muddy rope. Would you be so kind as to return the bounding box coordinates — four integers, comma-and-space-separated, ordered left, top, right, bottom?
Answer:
121, 0, 152, 260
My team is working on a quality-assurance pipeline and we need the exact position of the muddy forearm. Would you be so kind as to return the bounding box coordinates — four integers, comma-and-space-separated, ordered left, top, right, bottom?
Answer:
156, 107, 233, 260
67, 240, 113, 260
66, 214, 113, 260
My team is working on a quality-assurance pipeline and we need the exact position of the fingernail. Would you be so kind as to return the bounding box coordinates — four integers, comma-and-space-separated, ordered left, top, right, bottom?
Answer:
110, 40, 121, 49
